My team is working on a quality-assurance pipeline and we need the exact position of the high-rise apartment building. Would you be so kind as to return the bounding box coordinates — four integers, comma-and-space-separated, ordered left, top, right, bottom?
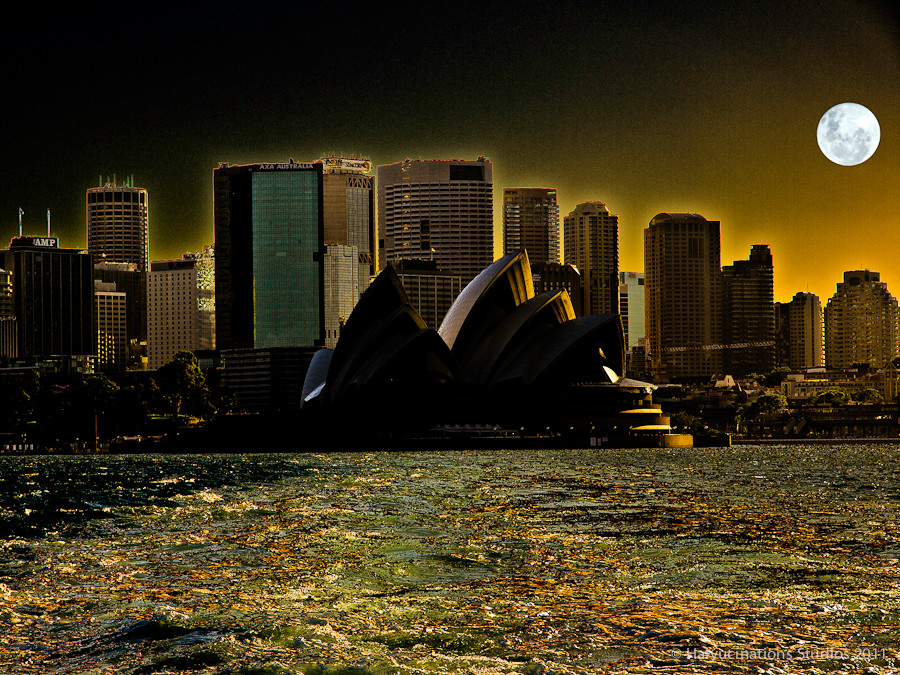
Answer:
824, 270, 899, 369
0, 236, 94, 360
722, 244, 775, 376
563, 201, 619, 316
787, 292, 824, 370
503, 188, 560, 264
377, 157, 493, 284
148, 247, 215, 369
644, 212, 723, 382
215, 160, 324, 350
619, 272, 645, 353
86, 178, 149, 271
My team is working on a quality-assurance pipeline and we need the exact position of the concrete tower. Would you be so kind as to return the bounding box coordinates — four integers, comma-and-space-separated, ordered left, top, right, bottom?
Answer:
563, 201, 618, 316
644, 212, 723, 382
377, 157, 493, 284
825, 270, 898, 369
503, 187, 560, 264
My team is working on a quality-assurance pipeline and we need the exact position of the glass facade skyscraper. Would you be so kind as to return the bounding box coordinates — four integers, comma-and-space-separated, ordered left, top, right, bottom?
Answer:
215, 161, 325, 350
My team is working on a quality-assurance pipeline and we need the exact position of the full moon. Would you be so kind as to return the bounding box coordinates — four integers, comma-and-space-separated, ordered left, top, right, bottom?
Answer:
817, 102, 880, 166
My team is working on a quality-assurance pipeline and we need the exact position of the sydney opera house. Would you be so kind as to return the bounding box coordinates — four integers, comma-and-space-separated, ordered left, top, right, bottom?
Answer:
298, 250, 677, 447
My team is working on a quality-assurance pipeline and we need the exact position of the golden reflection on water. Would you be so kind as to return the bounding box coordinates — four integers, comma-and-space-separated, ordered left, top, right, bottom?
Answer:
0, 447, 899, 674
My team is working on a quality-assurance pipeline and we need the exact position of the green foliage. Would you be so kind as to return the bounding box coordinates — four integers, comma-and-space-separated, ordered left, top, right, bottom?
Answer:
0, 371, 38, 431
670, 411, 699, 431
811, 387, 851, 407
761, 366, 792, 387
154, 351, 215, 419
735, 391, 788, 432
851, 388, 884, 403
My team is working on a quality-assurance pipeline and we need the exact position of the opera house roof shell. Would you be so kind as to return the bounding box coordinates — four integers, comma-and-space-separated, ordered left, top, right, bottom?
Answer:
301, 249, 652, 436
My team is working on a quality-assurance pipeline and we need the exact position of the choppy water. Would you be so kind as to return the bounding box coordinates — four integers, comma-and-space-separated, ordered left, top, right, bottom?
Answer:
1, 446, 899, 674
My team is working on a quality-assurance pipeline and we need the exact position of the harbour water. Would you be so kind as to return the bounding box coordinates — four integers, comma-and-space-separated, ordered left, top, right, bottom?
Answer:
1, 446, 898, 674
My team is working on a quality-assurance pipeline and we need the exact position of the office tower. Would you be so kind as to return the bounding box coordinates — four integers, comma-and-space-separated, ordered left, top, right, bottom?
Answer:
563, 201, 619, 316
92, 261, 147, 368
323, 244, 360, 347
824, 270, 898, 369
320, 157, 376, 346
215, 158, 376, 353
619, 272, 645, 353
531, 262, 583, 318
0, 236, 94, 360
87, 178, 150, 369
503, 187, 560, 263
722, 244, 775, 376
787, 292, 824, 369
86, 178, 149, 271
0, 268, 15, 358
774, 301, 790, 368
148, 247, 215, 369
377, 157, 493, 284
644, 212, 723, 382
95, 280, 127, 371
215, 160, 325, 350
390, 259, 464, 330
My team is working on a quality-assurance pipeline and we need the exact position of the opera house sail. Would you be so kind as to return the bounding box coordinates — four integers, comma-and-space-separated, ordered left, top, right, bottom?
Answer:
301, 250, 674, 446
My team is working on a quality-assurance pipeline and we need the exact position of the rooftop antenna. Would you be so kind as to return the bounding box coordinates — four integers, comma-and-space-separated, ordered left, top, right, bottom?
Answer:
18, 208, 23, 236
46, 209, 50, 237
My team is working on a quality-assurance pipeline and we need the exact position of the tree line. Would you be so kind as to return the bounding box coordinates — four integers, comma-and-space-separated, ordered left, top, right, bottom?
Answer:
0, 352, 232, 448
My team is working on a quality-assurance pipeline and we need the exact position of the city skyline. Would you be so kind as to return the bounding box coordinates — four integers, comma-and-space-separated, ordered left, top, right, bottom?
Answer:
2, 1, 897, 305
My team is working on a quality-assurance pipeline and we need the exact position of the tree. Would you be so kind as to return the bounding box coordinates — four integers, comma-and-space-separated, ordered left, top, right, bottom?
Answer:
735, 391, 788, 432
155, 351, 215, 419
811, 388, 851, 407
0, 371, 38, 432
851, 388, 884, 403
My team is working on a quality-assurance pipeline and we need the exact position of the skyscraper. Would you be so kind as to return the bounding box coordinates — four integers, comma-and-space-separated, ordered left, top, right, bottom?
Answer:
0, 236, 94, 361
644, 212, 723, 382
214, 160, 324, 350
618, 272, 645, 353
377, 157, 493, 284
86, 178, 149, 369
0, 268, 14, 358
787, 291, 824, 370
321, 158, 376, 346
824, 270, 898, 369
94, 281, 127, 371
503, 187, 559, 264
722, 244, 775, 376
93, 261, 147, 368
148, 247, 215, 369
563, 201, 618, 316
86, 178, 149, 271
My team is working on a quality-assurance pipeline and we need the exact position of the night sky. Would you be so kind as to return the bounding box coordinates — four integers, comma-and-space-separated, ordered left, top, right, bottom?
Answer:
3, 1, 897, 303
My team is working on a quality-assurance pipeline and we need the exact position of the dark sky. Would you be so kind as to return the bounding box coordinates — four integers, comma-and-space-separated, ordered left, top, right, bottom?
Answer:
3, 0, 898, 302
